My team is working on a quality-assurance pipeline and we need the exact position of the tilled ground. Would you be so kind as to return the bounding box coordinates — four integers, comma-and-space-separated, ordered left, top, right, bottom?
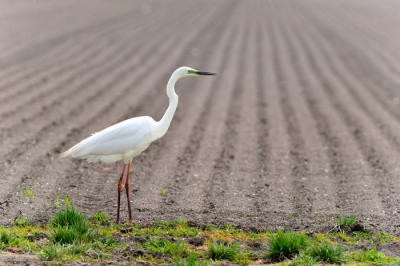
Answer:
1, 0, 400, 234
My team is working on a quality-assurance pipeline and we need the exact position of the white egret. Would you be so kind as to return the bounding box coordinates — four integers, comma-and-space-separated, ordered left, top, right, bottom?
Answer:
60, 67, 218, 223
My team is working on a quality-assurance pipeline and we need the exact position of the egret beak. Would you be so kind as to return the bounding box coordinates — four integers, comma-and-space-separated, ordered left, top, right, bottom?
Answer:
196, 71, 219, 76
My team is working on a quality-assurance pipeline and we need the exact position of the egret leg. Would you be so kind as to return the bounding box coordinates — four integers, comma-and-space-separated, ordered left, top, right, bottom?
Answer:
125, 163, 132, 223
116, 164, 126, 224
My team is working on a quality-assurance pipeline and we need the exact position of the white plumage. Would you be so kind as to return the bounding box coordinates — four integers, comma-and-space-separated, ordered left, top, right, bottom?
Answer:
60, 66, 218, 223
60, 116, 156, 164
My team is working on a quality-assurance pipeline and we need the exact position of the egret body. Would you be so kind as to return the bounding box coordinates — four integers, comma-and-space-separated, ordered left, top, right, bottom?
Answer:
60, 67, 218, 223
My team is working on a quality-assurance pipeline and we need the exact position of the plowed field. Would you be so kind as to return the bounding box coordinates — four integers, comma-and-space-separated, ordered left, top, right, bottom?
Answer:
1, 0, 400, 233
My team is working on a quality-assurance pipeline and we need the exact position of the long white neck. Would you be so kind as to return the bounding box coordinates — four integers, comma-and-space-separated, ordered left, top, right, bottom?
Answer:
154, 72, 180, 140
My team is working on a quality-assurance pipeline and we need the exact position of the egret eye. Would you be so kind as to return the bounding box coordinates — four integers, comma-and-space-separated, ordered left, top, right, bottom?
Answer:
188, 70, 196, 74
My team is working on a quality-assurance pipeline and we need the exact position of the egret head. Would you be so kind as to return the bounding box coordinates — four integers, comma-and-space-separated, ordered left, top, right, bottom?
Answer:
174, 66, 218, 79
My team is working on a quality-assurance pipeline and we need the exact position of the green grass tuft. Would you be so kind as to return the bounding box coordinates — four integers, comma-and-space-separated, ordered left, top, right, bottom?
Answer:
353, 231, 373, 241
21, 188, 35, 200
62, 195, 71, 207
162, 220, 172, 229
95, 235, 116, 247
224, 223, 236, 231
48, 223, 94, 245
266, 230, 308, 260
174, 219, 189, 227
140, 237, 190, 258
209, 241, 239, 261
307, 242, 347, 264
54, 192, 60, 208
38, 243, 63, 261
0, 230, 12, 245
373, 232, 395, 244
334, 215, 357, 228
50, 205, 86, 228
0, 230, 20, 248
350, 247, 393, 264
48, 205, 94, 245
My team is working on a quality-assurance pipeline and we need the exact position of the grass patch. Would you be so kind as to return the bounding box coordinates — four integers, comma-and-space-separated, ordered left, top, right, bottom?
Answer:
50, 205, 86, 228
139, 237, 190, 258
307, 242, 347, 264
47, 205, 94, 245
132, 219, 203, 238
209, 241, 239, 260
38, 243, 64, 261
373, 231, 396, 244
0, 208, 399, 265
48, 223, 94, 244
349, 246, 395, 265
208, 241, 252, 264
0, 230, 20, 248
266, 229, 308, 260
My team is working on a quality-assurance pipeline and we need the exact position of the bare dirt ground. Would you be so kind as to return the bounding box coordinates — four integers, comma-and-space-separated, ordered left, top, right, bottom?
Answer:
1, 0, 400, 236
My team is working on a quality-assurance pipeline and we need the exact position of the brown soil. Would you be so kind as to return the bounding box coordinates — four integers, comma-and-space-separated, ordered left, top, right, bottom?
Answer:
1, 0, 400, 235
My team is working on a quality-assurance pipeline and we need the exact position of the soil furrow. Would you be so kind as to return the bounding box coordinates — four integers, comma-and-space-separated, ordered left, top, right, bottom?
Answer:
0, 10, 138, 92
218, 9, 260, 218
275, 2, 357, 216
0, 1, 160, 71
0, 1, 179, 90
201, 12, 249, 217
249, 1, 294, 222
0, 0, 187, 92
289, 6, 400, 217
310, 0, 400, 69
0, 3, 186, 117
293, 1, 400, 118
287, 4, 385, 217
0, 38, 83, 90
252, 18, 269, 221
270, 9, 314, 217
272, 1, 338, 220
317, 27, 400, 118
291, 2, 400, 153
